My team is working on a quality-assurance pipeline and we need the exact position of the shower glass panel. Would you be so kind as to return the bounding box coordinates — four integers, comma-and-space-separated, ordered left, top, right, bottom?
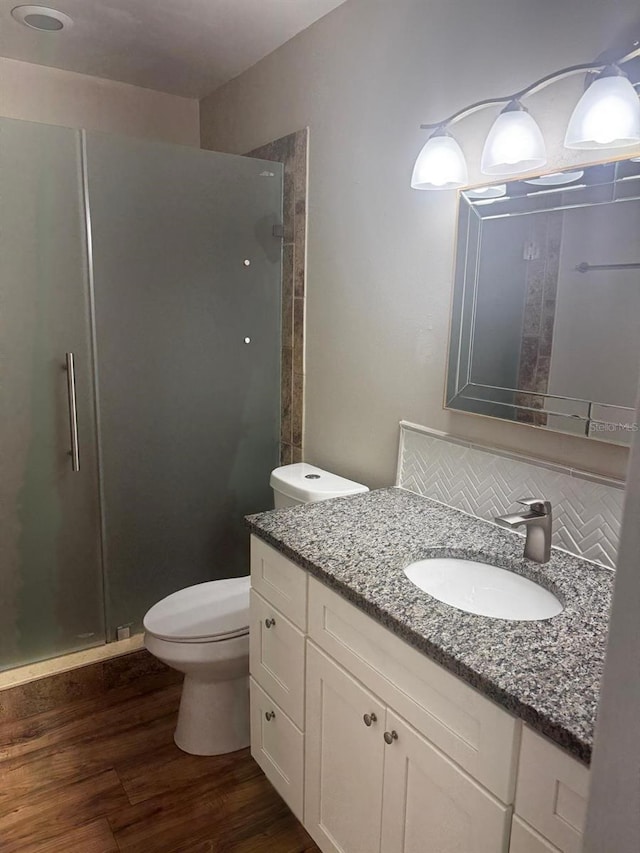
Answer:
84, 133, 283, 638
0, 118, 105, 670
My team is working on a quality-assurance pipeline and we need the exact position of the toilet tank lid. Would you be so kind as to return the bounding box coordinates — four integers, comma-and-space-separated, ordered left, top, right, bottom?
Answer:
270, 463, 369, 503
143, 576, 250, 642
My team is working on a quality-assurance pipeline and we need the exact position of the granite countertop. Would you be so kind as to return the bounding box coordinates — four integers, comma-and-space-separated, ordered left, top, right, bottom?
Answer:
246, 487, 614, 765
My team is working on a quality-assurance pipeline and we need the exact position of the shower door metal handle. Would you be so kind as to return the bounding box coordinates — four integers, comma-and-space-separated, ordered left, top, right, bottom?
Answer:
65, 352, 80, 472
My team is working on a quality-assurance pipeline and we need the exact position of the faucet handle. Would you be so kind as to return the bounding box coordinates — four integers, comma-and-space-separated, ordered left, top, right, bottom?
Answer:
517, 498, 552, 515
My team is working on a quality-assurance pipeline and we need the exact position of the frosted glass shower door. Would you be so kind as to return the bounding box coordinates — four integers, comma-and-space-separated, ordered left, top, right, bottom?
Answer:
0, 118, 105, 669
84, 133, 282, 637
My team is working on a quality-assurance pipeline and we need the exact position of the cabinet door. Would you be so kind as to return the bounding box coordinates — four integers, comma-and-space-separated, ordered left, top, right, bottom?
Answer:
0, 117, 105, 669
305, 643, 385, 853
381, 710, 511, 853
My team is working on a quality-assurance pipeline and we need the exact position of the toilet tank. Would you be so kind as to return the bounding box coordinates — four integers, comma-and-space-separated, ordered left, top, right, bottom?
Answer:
270, 463, 369, 508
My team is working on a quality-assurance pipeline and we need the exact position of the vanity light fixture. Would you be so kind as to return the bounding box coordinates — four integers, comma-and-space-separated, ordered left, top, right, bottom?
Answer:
412, 38, 640, 189
565, 66, 640, 149
410, 129, 468, 190
480, 100, 546, 175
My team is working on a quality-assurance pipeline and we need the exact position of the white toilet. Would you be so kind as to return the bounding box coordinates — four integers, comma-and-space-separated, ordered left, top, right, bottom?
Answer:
143, 462, 368, 756
270, 462, 369, 508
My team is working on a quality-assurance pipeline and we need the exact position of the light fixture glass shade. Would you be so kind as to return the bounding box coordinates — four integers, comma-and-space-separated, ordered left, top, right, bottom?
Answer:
411, 132, 468, 190
564, 72, 640, 149
466, 184, 507, 198
524, 170, 584, 186
481, 102, 546, 175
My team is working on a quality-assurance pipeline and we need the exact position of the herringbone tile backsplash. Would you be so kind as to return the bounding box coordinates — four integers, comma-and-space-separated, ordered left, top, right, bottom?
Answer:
397, 423, 625, 569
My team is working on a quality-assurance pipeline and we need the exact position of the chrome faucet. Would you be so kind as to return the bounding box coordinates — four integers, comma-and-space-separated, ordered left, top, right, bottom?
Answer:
494, 498, 552, 564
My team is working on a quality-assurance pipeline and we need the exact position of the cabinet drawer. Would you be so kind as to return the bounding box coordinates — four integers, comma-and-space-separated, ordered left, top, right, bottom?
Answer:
250, 677, 304, 822
515, 728, 589, 853
308, 576, 520, 802
510, 817, 561, 852
250, 589, 305, 728
250, 536, 308, 629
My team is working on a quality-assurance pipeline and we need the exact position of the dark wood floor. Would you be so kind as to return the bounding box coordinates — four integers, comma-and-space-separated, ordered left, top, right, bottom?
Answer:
0, 677, 320, 852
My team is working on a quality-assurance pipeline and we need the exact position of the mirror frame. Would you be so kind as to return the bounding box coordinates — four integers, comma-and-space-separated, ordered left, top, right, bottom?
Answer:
445, 155, 640, 446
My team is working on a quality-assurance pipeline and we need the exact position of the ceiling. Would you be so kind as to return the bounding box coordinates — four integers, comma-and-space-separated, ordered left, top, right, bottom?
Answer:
0, 0, 348, 98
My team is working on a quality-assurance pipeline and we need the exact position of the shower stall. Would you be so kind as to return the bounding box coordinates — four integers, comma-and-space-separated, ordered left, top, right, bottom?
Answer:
0, 117, 283, 672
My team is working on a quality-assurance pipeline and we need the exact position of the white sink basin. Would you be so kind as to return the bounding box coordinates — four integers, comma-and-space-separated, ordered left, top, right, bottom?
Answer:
404, 558, 563, 621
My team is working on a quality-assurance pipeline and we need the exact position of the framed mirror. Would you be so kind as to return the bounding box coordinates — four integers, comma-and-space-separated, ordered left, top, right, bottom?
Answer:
446, 157, 640, 445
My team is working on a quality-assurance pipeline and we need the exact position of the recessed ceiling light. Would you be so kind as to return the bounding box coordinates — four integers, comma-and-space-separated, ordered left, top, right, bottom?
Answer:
11, 5, 73, 32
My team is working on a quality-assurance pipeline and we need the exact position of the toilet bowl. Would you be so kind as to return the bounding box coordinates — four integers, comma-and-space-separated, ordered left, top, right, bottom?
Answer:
144, 463, 368, 756
143, 576, 250, 756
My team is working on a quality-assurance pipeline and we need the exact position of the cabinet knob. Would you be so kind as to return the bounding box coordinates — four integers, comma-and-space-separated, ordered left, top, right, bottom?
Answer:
384, 730, 398, 744
363, 713, 378, 727
265, 710, 276, 721
264, 617, 276, 628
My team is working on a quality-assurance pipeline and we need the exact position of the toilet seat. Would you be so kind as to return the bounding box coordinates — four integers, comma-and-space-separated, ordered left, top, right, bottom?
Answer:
143, 576, 250, 644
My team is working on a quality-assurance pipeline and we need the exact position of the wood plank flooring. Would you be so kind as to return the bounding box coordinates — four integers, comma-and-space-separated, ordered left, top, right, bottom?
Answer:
0, 679, 320, 852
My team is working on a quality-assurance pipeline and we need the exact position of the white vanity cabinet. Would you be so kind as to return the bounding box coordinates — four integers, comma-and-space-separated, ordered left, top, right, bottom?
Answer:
305, 642, 511, 853
248, 537, 308, 821
248, 535, 591, 853
304, 580, 515, 853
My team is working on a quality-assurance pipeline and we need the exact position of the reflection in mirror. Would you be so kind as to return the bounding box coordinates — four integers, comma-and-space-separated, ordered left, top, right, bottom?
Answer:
446, 158, 640, 445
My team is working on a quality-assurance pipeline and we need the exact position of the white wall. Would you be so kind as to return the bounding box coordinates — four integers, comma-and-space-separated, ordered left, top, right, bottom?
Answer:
584, 387, 640, 851
0, 57, 199, 145
200, 0, 640, 487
